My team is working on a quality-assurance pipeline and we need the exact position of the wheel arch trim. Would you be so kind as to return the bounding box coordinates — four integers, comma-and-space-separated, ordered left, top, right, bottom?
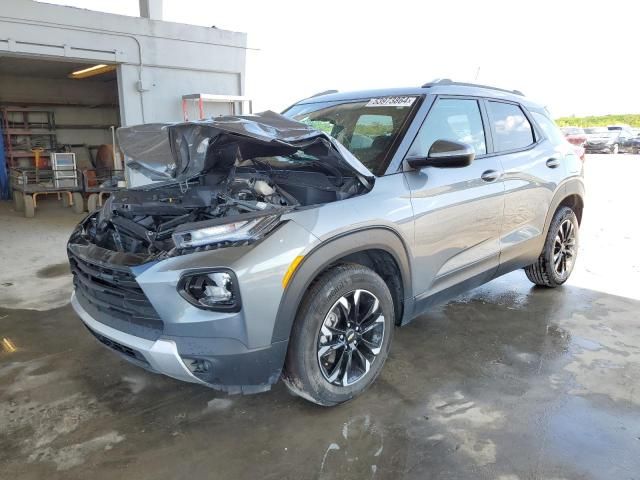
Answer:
271, 226, 413, 343
543, 178, 585, 238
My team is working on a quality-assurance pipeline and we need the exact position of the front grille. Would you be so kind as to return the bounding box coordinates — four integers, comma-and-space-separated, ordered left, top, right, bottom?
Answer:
69, 249, 163, 340
85, 326, 150, 366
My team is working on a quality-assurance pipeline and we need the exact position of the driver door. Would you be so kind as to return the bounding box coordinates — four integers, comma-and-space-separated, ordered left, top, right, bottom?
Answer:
403, 97, 505, 305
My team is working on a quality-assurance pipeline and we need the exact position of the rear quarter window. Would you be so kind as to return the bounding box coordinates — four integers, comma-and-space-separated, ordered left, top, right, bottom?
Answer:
487, 101, 535, 152
531, 112, 567, 146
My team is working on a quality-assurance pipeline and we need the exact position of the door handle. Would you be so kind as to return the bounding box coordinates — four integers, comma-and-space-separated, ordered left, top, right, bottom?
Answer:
546, 158, 560, 168
481, 170, 500, 182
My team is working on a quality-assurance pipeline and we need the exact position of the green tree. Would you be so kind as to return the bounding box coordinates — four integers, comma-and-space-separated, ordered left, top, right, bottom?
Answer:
555, 114, 640, 128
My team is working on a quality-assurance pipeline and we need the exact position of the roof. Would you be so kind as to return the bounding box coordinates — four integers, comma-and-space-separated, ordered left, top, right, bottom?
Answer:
296, 81, 542, 109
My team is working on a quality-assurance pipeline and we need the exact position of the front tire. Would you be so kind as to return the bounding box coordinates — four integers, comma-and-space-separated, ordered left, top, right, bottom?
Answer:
525, 206, 579, 287
282, 264, 394, 406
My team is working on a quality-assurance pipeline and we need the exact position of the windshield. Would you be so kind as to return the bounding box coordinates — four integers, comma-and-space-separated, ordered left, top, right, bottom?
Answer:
284, 96, 420, 175
584, 127, 608, 134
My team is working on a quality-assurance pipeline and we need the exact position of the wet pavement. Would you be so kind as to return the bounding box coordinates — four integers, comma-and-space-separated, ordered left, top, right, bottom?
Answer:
1, 155, 639, 479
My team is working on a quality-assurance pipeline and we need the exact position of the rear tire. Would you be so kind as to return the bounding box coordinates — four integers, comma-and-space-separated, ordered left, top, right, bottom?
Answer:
282, 264, 395, 406
525, 206, 579, 287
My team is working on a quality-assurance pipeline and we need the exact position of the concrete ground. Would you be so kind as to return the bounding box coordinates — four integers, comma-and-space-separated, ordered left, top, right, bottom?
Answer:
1, 155, 639, 479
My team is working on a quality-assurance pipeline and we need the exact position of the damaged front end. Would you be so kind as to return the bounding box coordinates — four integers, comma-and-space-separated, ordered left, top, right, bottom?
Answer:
66, 111, 375, 392
71, 111, 373, 260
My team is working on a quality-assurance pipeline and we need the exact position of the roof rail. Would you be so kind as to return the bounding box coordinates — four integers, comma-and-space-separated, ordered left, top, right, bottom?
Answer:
309, 89, 338, 98
421, 79, 524, 96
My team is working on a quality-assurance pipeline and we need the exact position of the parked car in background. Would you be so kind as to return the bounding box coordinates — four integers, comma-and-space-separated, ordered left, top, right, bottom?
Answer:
607, 126, 638, 154
584, 127, 608, 136
607, 124, 634, 136
584, 127, 635, 154
561, 126, 586, 161
561, 126, 587, 145
627, 134, 640, 154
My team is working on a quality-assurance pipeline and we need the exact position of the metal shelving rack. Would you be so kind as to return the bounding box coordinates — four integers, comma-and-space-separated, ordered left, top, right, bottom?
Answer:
1, 107, 57, 168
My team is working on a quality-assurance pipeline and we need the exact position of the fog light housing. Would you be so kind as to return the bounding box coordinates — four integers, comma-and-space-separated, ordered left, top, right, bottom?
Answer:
177, 269, 241, 312
182, 357, 214, 382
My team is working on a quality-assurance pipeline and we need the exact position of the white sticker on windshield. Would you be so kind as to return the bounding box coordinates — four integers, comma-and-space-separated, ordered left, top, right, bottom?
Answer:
366, 96, 416, 108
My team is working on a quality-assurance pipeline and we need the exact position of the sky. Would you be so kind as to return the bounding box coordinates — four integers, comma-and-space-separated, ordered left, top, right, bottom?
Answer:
42, 0, 640, 117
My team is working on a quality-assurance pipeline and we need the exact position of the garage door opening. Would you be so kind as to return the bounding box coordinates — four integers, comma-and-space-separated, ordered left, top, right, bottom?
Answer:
0, 55, 120, 206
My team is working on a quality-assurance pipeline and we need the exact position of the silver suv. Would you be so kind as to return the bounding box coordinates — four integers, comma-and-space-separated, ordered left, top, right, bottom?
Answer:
67, 80, 584, 406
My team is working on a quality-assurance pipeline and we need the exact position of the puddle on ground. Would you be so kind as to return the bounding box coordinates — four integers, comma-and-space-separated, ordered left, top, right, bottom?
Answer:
571, 336, 602, 351
36, 263, 70, 279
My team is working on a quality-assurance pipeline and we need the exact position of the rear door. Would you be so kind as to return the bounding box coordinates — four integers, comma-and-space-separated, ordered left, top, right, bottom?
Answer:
404, 96, 505, 302
485, 101, 572, 274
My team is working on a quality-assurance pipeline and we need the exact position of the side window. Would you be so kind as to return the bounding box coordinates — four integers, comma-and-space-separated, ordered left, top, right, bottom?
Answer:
530, 112, 566, 146
407, 98, 487, 157
487, 101, 535, 152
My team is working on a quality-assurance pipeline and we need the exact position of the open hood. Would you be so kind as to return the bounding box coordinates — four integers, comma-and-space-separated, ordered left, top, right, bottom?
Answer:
117, 111, 374, 185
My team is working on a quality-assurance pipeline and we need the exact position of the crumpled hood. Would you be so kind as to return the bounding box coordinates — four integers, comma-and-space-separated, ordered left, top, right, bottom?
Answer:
117, 110, 374, 183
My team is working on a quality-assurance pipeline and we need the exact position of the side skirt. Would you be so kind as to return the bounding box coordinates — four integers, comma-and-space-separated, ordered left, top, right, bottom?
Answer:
402, 266, 498, 325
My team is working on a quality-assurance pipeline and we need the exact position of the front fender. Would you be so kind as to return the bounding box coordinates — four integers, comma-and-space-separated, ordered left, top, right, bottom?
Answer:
271, 227, 413, 343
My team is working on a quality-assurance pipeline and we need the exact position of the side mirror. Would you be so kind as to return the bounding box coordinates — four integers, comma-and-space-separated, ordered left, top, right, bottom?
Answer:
406, 139, 475, 169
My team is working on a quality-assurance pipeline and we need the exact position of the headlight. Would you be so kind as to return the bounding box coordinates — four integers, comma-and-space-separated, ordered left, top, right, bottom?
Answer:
172, 214, 281, 249
178, 269, 241, 312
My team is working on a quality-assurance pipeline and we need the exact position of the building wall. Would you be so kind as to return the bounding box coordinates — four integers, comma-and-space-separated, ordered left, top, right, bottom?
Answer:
0, 0, 248, 125
0, 0, 248, 183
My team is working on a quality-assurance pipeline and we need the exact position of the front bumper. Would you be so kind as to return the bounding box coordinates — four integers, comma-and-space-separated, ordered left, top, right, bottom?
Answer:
72, 291, 289, 393
72, 291, 207, 385
68, 218, 317, 393
67, 217, 316, 393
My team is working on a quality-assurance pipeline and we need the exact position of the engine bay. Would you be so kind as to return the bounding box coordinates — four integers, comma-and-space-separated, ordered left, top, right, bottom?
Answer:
71, 112, 374, 257
78, 163, 366, 256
